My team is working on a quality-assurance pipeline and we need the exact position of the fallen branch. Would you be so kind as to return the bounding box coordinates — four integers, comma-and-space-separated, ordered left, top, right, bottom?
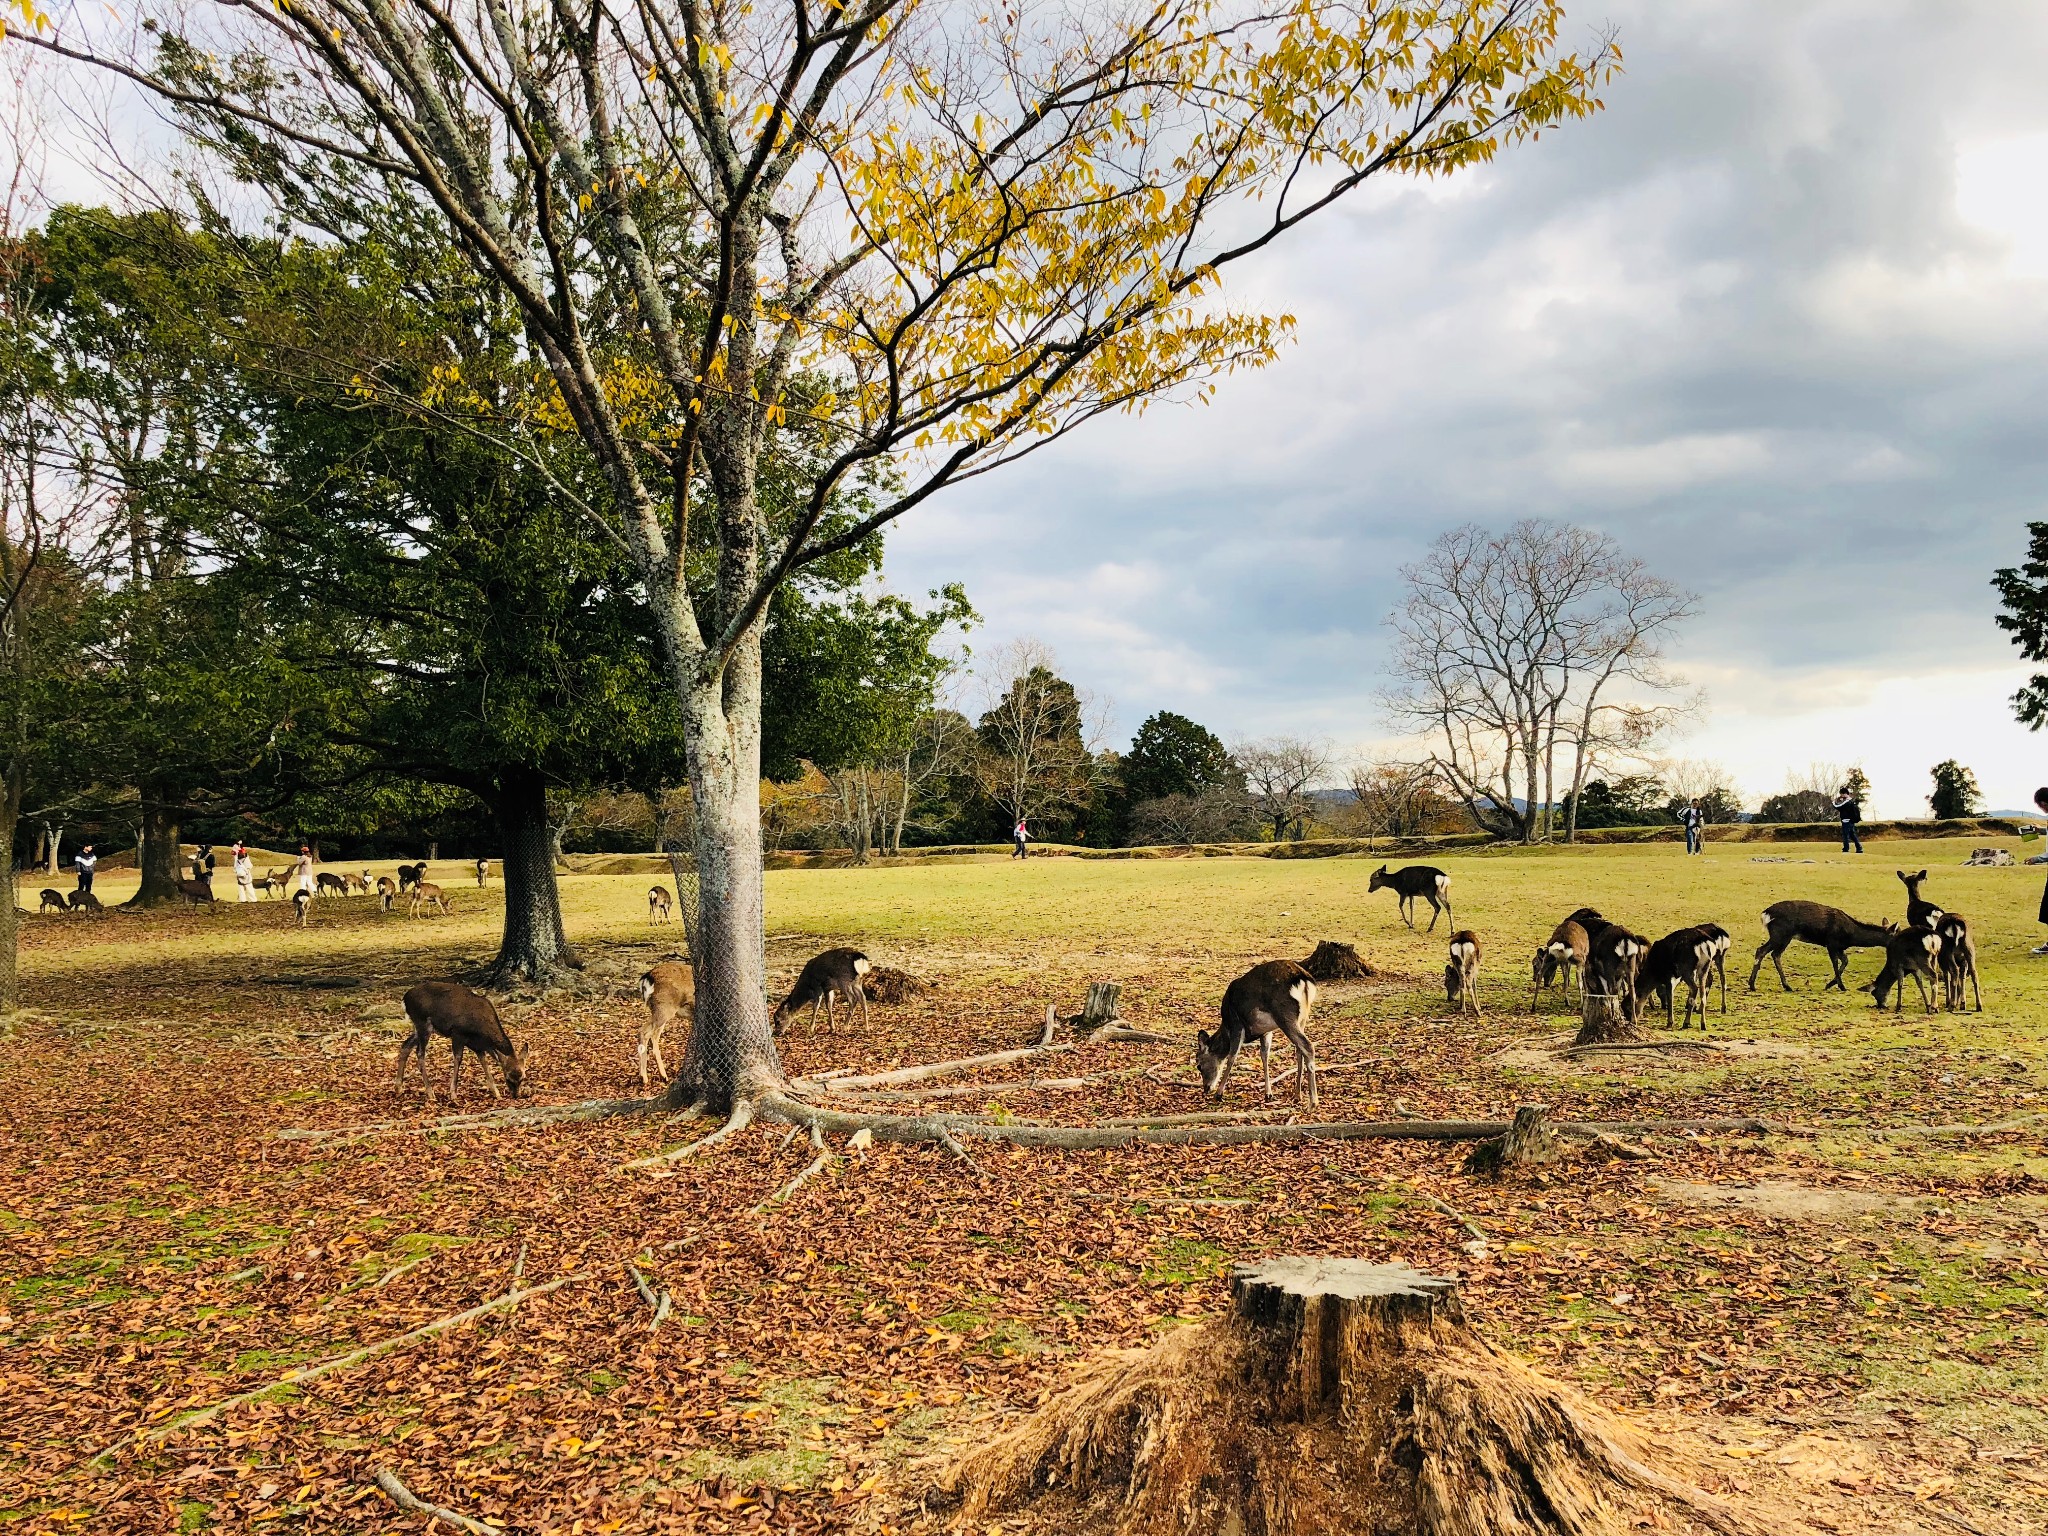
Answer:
626, 1262, 659, 1311
374, 1469, 500, 1536
799, 1042, 1073, 1091
277, 1093, 660, 1144
1403, 1186, 1490, 1252
1079, 1023, 1176, 1045
91, 1272, 588, 1463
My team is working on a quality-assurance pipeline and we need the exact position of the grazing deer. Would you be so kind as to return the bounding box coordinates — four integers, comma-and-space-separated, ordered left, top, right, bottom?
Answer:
1196, 959, 1319, 1107
37, 888, 66, 914
637, 962, 694, 1089
1934, 912, 1981, 1012
1898, 869, 1943, 931
1586, 924, 1648, 1021
475, 858, 489, 887
1866, 927, 1942, 1013
315, 871, 350, 898
292, 888, 312, 927
67, 889, 103, 915
1367, 864, 1452, 932
345, 871, 370, 896
1444, 931, 1481, 1016
772, 947, 872, 1033
1637, 926, 1717, 1029
408, 881, 450, 918
376, 875, 398, 911
397, 862, 427, 893
1698, 921, 1732, 1013
648, 886, 674, 924
398, 980, 530, 1100
177, 872, 217, 906
1531, 918, 1590, 1007
1748, 902, 1897, 992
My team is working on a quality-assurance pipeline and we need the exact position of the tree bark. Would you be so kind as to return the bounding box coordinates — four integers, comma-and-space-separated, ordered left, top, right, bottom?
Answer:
1574, 977, 1643, 1046
0, 765, 22, 1011
128, 797, 186, 907
479, 770, 581, 987
1464, 1103, 1559, 1175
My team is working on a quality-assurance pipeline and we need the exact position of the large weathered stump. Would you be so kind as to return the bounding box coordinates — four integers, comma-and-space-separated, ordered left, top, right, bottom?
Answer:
1464, 1103, 1559, 1176
940, 1256, 1756, 1536
1573, 984, 1644, 1047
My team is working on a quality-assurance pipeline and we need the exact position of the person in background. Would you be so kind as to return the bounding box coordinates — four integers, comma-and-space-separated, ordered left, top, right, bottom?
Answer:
2033, 788, 2048, 955
1679, 798, 1703, 856
232, 841, 255, 902
1012, 817, 1031, 860
293, 843, 315, 898
194, 842, 217, 882
1832, 785, 1863, 854
74, 844, 96, 895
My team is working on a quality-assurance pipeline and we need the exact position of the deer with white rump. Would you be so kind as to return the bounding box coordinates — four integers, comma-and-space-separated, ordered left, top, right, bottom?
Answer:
1195, 959, 1319, 1107
637, 962, 694, 1088
1530, 916, 1590, 1007
1444, 930, 1481, 1016
1748, 902, 1896, 992
1367, 863, 1452, 932
771, 947, 872, 1034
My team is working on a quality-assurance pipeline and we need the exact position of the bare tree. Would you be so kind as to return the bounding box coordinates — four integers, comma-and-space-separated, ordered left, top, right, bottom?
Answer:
887, 707, 975, 858
1346, 755, 1444, 850
1129, 786, 1255, 846
1384, 521, 1697, 845
971, 640, 1103, 838
1235, 736, 1332, 842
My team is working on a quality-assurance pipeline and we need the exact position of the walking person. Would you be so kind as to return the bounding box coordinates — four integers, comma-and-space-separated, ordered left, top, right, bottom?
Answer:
2032, 788, 2048, 955
1679, 798, 1704, 856
1011, 817, 1031, 860
73, 844, 96, 896
232, 841, 255, 902
293, 843, 315, 898
1832, 785, 1863, 854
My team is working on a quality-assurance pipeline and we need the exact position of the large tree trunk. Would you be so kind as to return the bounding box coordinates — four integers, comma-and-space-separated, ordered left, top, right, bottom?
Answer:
128, 797, 186, 907
480, 770, 581, 987
0, 768, 21, 1012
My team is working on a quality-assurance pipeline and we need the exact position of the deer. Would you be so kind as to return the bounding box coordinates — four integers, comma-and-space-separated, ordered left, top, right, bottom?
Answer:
771, 947, 872, 1033
315, 870, 350, 898
637, 962, 694, 1089
263, 866, 292, 897
1866, 927, 1942, 1014
1530, 917, 1590, 1007
345, 870, 371, 896
37, 888, 66, 914
376, 875, 398, 911
1444, 931, 1481, 1016
177, 871, 217, 906
1748, 902, 1897, 992
1196, 959, 1319, 1107
1934, 912, 1981, 1012
1637, 925, 1718, 1029
1898, 869, 1943, 932
475, 858, 489, 887
398, 980, 531, 1101
1586, 923, 1648, 1020
292, 888, 312, 927
397, 861, 427, 893
1698, 921, 1732, 1014
408, 881, 450, 918
67, 889, 103, 916
1367, 864, 1452, 933
648, 886, 674, 924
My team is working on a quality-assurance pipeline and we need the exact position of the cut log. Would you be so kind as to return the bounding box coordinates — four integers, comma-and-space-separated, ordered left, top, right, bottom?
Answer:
1464, 1103, 1559, 1176
1081, 980, 1121, 1026
1573, 984, 1644, 1047
939, 1255, 1763, 1536
1300, 940, 1375, 981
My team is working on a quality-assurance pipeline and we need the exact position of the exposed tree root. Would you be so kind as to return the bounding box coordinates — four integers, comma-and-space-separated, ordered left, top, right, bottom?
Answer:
934, 1257, 1779, 1536
796, 1042, 1076, 1091
618, 1100, 755, 1171
752, 1126, 836, 1215
374, 1469, 499, 1536
277, 1093, 659, 1144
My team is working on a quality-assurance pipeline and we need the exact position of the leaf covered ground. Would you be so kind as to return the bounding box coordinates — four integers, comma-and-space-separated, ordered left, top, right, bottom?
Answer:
3, 840, 2046, 1533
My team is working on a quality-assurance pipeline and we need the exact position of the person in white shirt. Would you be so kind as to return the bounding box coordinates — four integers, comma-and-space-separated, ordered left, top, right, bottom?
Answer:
294, 844, 315, 896
233, 841, 255, 902
1012, 818, 1030, 860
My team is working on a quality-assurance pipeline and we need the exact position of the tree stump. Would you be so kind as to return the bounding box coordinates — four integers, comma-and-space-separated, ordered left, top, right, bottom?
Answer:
1081, 981, 1121, 1026
1464, 1103, 1559, 1176
1572, 984, 1643, 1047
940, 1254, 1755, 1536
1301, 940, 1375, 981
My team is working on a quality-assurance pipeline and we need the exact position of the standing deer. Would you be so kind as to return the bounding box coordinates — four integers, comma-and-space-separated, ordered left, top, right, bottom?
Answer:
475, 858, 490, 887
1748, 903, 1897, 992
1698, 921, 1732, 1014
375, 875, 398, 911
1367, 864, 1452, 932
772, 948, 872, 1033
1866, 928, 1943, 1013
398, 980, 531, 1100
1637, 926, 1717, 1029
1444, 930, 1481, 1016
1196, 959, 1319, 1107
293, 888, 312, 927
37, 888, 66, 914
1586, 924, 1648, 1021
177, 871, 217, 906
1898, 869, 1943, 931
408, 881, 450, 918
648, 886, 674, 924
67, 889, 103, 915
1530, 918, 1590, 1007
637, 962, 694, 1089
1934, 912, 1981, 1012
397, 861, 427, 893
315, 871, 350, 898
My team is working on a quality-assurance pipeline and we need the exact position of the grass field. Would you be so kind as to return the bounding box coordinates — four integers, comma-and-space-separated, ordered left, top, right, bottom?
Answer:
4, 837, 2047, 1533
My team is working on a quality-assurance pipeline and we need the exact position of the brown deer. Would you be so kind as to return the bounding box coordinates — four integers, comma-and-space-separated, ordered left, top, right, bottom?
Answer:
1898, 869, 1943, 931
1444, 930, 1481, 1016
177, 871, 217, 906
1196, 959, 1319, 1106
1748, 902, 1896, 992
1586, 924, 1648, 1021
375, 875, 398, 911
1934, 912, 1981, 1012
1367, 864, 1452, 932
398, 980, 530, 1100
648, 886, 674, 924
772, 947, 872, 1033
292, 888, 312, 927
475, 858, 490, 887
1530, 917, 1590, 1006
1637, 925, 1717, 1029
37, 888, 66, 914
637, 962, 694, 1088
263, 866, 292, 897
315, 871, 350, 898
397, 861, 428, 893
67, 889, 103, 915
408, 881, 450, 918
1866, 927, 1942, 1014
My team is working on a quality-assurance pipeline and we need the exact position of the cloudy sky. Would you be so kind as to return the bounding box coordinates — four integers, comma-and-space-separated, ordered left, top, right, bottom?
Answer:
885, 0, 2048, 818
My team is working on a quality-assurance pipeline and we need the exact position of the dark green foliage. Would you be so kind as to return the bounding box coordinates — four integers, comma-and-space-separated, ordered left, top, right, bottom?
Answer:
1558, 775, 1667, 829
1120, 712, 1237, 802
1927, 760, 1982, 820
1755, 789, 1833, 824
1994, 522, 2048, 728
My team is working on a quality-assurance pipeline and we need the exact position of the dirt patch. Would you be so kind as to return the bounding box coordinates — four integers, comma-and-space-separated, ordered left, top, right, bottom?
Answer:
1493, 1036, 1821, 1075
1299, 940, 1375, 981
1653, 1179, 1923, 1221
865, 967, 933, 1005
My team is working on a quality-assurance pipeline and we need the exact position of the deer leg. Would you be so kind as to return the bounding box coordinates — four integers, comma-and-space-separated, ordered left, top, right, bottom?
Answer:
1426, 898, 1442, 935
449, 1043, 464, 1102
856, 982, 869, 1031
1825, 949, 1852, 991
654, 1029, 669, 1083
1277, 1020, 1317, 1106
1258, 1034, 1274, 1100
1400, 896, 1415, 930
